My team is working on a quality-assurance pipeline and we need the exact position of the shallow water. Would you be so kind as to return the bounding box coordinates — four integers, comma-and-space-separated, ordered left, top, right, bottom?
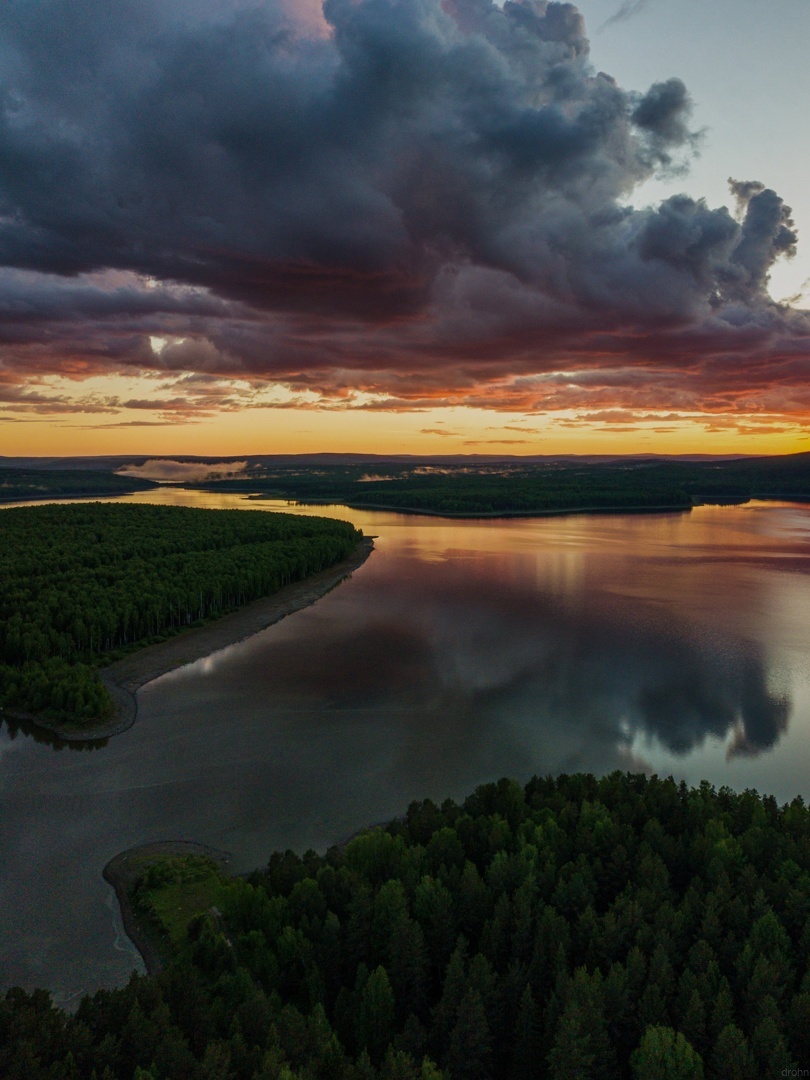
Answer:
2, 492, 810, 1003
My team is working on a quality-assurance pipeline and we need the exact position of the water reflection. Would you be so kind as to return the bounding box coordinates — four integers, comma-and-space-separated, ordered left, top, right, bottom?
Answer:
206, 552, 791, 768
1, 496, 810, 1002
0, 715, 109, 751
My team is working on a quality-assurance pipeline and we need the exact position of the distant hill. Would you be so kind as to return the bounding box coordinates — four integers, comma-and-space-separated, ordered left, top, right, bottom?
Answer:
0, 451, 762, 472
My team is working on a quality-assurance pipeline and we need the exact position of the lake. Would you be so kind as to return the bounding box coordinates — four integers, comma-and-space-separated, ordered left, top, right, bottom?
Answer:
2, 491, 810, 1005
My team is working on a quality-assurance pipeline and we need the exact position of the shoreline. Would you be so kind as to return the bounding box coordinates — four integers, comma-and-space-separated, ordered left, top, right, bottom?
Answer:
26, 536, 374, 743
247, 495, 696, 518
103, 841, 233, 975
0, 488, 159, 506
107, 818, 390, 974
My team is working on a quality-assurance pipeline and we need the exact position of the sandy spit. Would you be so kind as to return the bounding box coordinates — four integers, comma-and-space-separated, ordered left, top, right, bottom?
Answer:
40, 536, 374, 743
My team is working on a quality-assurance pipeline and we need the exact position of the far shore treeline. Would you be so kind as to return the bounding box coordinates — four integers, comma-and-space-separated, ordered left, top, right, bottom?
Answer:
4, 452, 810, 517
186, 453, 810, 516
0, 467, 160, 501
0, 503, 361, 728
1, 771, 809, 1078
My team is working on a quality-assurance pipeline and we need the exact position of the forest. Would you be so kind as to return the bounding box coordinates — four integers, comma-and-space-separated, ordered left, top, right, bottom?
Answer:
5, 454, 810, 518
1, 771, 808, 1079
0, 468, 159, 500
187, 453, 810, 516
0, 503, 362, 728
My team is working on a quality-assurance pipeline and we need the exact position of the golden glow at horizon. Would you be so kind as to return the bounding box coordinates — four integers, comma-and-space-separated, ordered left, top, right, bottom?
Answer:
1, 374, 808, 458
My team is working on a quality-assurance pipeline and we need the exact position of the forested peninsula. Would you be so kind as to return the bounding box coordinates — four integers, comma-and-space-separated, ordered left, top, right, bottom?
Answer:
0, 467, 159, 501
189, 452, 810, 518
2, 771, 809, 1079
0, 503, 363, 734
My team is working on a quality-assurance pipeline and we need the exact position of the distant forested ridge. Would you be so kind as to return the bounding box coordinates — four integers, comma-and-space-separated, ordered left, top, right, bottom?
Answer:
0, 467, 159, 500
0, 503, 361, 728
5, 453, 810, 517
190, 453, 810, 517
2, 771, 809, 1078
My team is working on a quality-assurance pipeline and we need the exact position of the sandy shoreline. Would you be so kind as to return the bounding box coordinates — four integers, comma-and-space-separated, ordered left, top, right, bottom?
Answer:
31, 536, 374, 743
103, 841, 233, 975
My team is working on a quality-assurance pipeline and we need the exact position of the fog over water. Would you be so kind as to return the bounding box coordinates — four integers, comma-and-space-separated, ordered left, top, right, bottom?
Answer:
2, 491, 810, 1004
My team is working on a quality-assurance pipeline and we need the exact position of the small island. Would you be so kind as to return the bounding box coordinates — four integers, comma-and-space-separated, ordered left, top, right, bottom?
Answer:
0, 502, 367, 737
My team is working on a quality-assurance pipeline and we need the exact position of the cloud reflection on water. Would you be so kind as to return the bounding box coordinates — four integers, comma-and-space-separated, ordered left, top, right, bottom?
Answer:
190, 547, 792, 785
1, 501, 808, 1003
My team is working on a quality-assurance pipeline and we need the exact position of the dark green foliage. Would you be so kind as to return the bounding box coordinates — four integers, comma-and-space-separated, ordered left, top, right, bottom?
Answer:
198, 462, 694, 515
0, 503, 361, 725
358, 967, 396, 1064
191, 452, 810, 516
510, 984, 541, 1080
709, 1024, 755, 1080
630, 1026, 704, 1079
0, 468, 159, 501
3, 773, 810, 1077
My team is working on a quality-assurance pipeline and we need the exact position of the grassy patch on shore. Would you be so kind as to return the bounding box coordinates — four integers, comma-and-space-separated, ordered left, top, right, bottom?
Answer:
4, 771, 810, 1078
132, 855, 228, 953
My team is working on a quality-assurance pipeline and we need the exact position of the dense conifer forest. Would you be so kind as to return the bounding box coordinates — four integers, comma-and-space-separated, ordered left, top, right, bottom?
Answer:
0, 468, 159, 500
5, 454, 810, 518
0, 504, 362, 727
254, 468, 694, 516
189, 453, 810, 516
2, 771, 808, 1078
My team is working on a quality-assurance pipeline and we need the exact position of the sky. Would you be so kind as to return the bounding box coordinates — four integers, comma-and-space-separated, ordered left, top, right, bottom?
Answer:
1, 0, 809, 458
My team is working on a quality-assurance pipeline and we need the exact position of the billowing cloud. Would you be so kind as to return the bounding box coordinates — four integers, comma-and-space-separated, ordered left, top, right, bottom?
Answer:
0, 0, 807, 424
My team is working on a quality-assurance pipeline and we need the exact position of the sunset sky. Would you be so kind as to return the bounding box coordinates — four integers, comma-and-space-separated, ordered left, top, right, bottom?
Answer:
1, 0, 809, 457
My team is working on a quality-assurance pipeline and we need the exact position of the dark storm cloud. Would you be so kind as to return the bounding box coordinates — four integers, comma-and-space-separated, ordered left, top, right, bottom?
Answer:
0, 269, 231, 330
631, 78, 696, 171
0, 0, 807, 414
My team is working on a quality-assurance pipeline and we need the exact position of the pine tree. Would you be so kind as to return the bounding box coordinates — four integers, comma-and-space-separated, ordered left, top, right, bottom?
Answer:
630, 1026, 704, 1080
547, 970, 616, 1080
680, 987, 707, 1058
445, 987, 491, 1080
357, 966, 396, 1065
750, 1015, 795, 1077
709, 982, 735, 1040
389, 919, 430, 1022
511, 984, 541, 1080
431, 941, 467, 1058
709, 1024, 756, 1080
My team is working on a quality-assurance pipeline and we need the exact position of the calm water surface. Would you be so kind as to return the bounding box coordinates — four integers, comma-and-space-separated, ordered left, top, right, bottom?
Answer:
2, 491, 810, 1003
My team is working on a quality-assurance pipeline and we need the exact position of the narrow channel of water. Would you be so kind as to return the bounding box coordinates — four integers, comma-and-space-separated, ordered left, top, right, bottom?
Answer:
2, 492, 810, 1004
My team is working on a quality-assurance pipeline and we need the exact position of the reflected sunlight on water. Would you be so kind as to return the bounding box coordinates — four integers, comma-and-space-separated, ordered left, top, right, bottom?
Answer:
2, 492, 810, 1001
